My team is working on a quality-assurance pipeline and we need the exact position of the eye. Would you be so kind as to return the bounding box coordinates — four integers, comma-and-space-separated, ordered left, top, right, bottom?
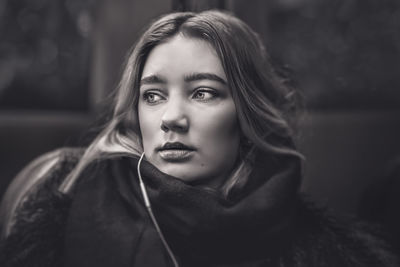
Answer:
142, 91, 164, 104
192, 88, 218, 101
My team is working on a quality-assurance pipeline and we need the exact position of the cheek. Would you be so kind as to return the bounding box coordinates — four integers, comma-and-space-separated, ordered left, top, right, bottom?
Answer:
138, 106, 160, 150
197, 104, 240, 157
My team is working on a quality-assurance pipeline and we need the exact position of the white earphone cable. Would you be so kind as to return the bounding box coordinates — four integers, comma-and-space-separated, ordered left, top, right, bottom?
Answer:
137, 152, 180, 267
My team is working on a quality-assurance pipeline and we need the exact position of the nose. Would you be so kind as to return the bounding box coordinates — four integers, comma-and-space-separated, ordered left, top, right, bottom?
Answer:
160, 101, 189, 133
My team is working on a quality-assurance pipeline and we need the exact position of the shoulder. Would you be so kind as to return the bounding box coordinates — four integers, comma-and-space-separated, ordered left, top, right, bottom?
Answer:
0, 147, 84, 239
285, 197, 399, 267
0, 148, 84, 266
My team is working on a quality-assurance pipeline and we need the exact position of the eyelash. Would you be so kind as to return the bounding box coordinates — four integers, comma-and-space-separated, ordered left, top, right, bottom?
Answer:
192, 88, 219, 102
141, 88, 219, 105
142, 91, 164, 104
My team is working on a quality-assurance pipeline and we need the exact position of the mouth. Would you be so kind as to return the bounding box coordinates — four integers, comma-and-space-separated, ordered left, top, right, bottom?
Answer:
157, 142, 196, 162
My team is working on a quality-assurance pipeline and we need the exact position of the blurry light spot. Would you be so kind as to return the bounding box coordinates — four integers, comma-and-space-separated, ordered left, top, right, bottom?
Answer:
77, 11, 92, 37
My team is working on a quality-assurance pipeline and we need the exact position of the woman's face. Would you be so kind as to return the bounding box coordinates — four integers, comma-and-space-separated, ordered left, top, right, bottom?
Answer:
138, 35, 240, 188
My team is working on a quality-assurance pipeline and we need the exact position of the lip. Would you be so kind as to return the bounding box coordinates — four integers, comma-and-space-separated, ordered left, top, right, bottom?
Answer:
157, 142, 195, 151
157, 142, 196, 162
158, 149, 194, 162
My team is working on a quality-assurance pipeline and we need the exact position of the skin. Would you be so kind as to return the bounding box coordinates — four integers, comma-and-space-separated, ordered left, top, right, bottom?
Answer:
138, 34, 240, 189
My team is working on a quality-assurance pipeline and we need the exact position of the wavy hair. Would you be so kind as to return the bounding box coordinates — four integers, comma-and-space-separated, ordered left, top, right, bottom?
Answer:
59, 10, 303, 198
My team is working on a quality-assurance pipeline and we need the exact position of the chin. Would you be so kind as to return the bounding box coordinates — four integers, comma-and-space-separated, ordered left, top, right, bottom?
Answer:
160, 165, 196, 180
158, 164, 209, 183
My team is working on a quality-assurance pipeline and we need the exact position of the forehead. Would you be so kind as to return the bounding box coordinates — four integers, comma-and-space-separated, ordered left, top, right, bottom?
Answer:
141, 35, 227, 81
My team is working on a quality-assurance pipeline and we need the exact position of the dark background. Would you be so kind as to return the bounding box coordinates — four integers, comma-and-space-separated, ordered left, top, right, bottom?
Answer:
1, 0, 399, 228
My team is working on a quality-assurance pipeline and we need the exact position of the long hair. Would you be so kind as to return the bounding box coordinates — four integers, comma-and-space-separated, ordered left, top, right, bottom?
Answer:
59, 10, 303, 197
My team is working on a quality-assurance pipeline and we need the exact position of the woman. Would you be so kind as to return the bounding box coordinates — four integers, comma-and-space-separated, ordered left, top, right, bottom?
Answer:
0, 10, 397, 267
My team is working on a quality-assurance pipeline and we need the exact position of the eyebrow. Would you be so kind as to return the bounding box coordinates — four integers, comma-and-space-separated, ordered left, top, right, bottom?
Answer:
140, 75, 167, 85
140, 72, 227, 86
184, 72, 227, 85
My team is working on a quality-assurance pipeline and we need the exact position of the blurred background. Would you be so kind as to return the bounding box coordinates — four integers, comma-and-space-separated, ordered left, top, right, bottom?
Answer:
1, 0, 400, 243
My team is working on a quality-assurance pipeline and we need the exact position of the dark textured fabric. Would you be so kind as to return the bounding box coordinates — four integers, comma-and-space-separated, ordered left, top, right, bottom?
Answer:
0, 148, 82, 267
63, 153, 301, 266
0, 148, 399, 266
63, 158, 172, 267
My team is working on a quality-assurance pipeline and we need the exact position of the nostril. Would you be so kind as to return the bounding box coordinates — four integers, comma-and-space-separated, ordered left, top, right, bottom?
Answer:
160, 117, 189, 133
160, 122, 169, 132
